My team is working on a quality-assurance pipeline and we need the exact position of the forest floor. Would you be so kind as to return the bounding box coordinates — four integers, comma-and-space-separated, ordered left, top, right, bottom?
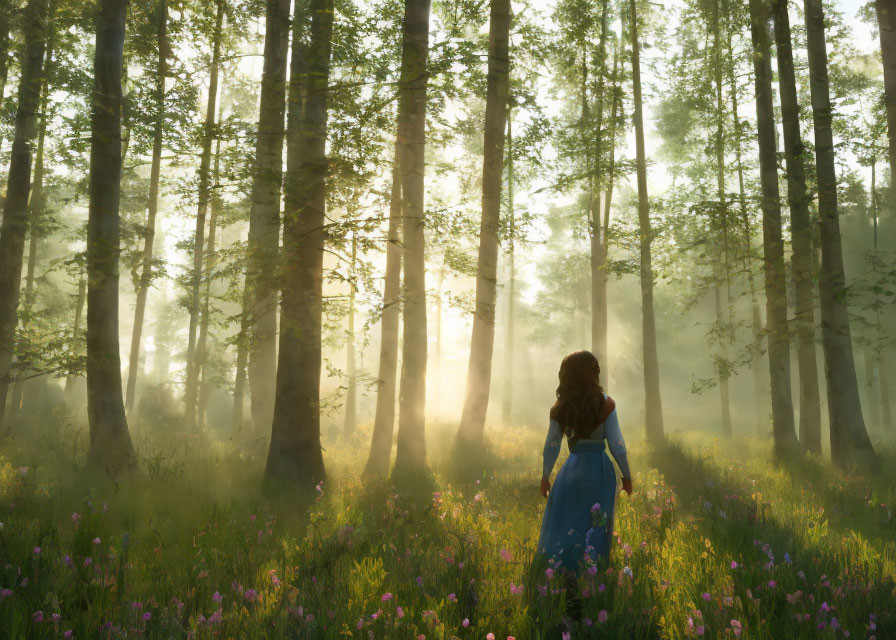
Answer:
0, 412, 894, 639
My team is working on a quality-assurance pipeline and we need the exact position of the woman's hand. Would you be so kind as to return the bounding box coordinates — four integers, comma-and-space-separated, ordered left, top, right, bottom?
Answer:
540, 476, 551, 498
622, 477, 633, 496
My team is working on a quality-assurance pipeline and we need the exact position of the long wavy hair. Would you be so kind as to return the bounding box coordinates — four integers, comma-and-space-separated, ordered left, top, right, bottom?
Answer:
549, 350, 606, 444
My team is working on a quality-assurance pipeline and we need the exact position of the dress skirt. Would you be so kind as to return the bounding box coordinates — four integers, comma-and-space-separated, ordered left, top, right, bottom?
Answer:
537, 440, 618, 574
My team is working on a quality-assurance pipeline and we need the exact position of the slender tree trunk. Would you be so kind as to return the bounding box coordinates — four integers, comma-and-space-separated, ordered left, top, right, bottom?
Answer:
12, 28, 54, 415
864, 348, 879, 427
343, 233, 358, 437
728, 31, 766, 438
65, 274, 86, 401
393, 0, 432, 476
630, 0, 664, 441
86, 0, 135, 473
264, 0, 332, 486
125, 0, 167, 414
711, 1, 732, 438
197, 135, 222, 428
502, 111, 515, 425
0, 0, 49, 430
184, 0, 223, 431
774, 0, 822, 453
749, 0, 797, 455
457, 0, 511, 448
804, 0, 877, 470
246, 0, 290, 434
589, 3, 609, 368
232, 288, 250, 431
869, 159, 894, 431
876, 0, 896, 210
0, 6, 10, 167
881, 357, 893, 430
363, 142, 402, 477
597, 39, 621, 389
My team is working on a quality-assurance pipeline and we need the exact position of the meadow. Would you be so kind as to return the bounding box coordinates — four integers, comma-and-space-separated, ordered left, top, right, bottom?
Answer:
0, 413, 894, 639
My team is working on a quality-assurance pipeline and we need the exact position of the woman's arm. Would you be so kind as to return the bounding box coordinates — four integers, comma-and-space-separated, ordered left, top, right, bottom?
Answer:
604, 409, 632, 483
541, 419, 563, 493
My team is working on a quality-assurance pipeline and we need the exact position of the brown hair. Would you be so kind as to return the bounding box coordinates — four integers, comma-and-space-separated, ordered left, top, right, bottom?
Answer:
550, 350, 607, 444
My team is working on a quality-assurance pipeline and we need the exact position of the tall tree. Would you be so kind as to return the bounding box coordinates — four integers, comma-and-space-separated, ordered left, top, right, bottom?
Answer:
342, 232, 358, 436
629, 0, 664, 441
502, 110, 515, 423
876, 0, 896, 209
86, 0, 135, 472
392, 0, 431, 476
245, 0, 290, 433
363, 143, 401, 477
803, 0, 877, 469
184, 0, 224, 431
125, 0, 168, 414
456, 0, 511, 448
0, 0, 50, 429
749, 0, 797, 454
264, 0, 333, 486
774, 0, 821, 453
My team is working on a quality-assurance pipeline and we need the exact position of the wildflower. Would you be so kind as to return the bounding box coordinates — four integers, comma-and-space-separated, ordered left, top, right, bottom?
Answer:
1, 588, 13, 600
587, 565, 597, 577
598, 583, 606, 593
243, 589, 259, 602
463, 618, 470, 628
598, 610, 608, 623
730, 561, 737, 569
731, 619, 742, 637
508, 637, 516, 640
63, 555, 72, 566
32, 611, 44, 623
52, 613, 61, 623
397, 606, 404, 618
696, 625, 705, 636
499, 549, 513, 562
546, 568, 554, 580
487, 634, 495, 640
356, 619, 364, 630
416, 576, 424, 587
591, 503, 601, 512
92, 538, 101, 546
231, 580, 243, 594
784, 553, 792, 564
509, 582, 524, 596
562, 632, 571, 640
797, 570, 806, 580
820, 602, 831, 613
63, 631, 72, 638
448, 593, 457, 602
623, 566, 633, 578
583, 618, 592, 627
768, 580, 777, 589
418, 636, 425, 640
208, 609, 223, 624
212, 591, 223, 602
381, 592, 393, 601
131, 602, 142, 610
33, 547, 41, 555
474, 493, 483, 502
143, 612, 152, 622
83, 557, 92, 567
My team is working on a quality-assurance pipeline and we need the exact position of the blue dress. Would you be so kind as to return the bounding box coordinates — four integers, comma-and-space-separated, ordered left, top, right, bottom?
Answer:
537, 405, 631, 574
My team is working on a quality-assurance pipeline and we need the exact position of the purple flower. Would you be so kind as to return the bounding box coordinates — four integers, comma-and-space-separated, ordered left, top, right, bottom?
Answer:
131, 602, 142, 610
448, 593, 457, 602
397, 606, 404, 618
591, 503, 601, 512
92, 537, 101, 546
243, 589, 259, 602
598, 610, 608, 623
381, 592, 393, 601
702, 592, 711, 601
83, 557, 92, 567
416, 576, 424, 587
0, 588, 13, 600
32, 611, 44, 623
696, 626, 705, 636
212, 591, 223, 602
33, 547, 41, 555
462, 618, 470, 628
545, 568, 554, 580
730, 561, 738, 569
143, 612, 152, 622
63, 631, 73, 638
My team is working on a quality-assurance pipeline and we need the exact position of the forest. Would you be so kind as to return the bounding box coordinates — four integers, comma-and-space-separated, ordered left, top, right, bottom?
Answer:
0, 0, 895, 637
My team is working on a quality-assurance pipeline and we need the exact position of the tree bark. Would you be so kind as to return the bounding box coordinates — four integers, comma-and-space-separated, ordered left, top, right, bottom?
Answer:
749, 0, 797, 455
0, 6, 10, 164
711, 0, 732, 438
629, 0, 664, 441
197, 135, 222, 429
456, 0, 511, 448
363, 143, 402, 477
876, 0, 896, 209
342, 233, 358, 436
184, 0, 224, 431
246, 0, 290, 434
86, 0, 135, 473
803, 0, 877, 470
125, 0, 167, 415
64, 273, 86, 401
774, 0, 822, 453
263, 0, 332, 487
0, 0, 49, 430
589, 3, 609, 369
502, 111, 515, 424
392, 0, 432, 476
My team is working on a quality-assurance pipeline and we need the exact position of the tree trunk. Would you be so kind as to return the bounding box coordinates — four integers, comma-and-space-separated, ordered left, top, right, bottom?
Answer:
64, 273, 86, 401
502, 111, 515, 425
0, 0, 49, 430
125, 0, 167, 414
392, 0, 432, 476
0, 6, 10, 165
263, 0, 332, 487
749, 0, 797, 455
363, 143, 402, 477
184, 0, 223, 431
246, 0, 290, 434
876, 0, 896, 210
86, 0, 135, 473
12, 28, 54, 415
864, 348, 879, 427
589, 3, 609, 369
232, 287, 250, 432
711, 1, 732, 438
804, 0, 877, 470
881, 357, 893, 430
456, 0, 511, 448
197, 135, 222, 429
343, 233, 358, 437
629, 0, 664, 441
774, 0, 822, 453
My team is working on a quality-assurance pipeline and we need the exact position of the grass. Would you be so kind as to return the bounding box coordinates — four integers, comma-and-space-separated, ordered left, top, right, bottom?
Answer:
0, 410, 894, 639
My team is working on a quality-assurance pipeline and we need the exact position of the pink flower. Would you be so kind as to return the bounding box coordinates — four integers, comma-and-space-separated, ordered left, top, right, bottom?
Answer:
92, 538, 101, 546
212, 591, 223, 602
587, 565, 598, 577
487, 634, 495, 640
562, 632, 571, 640
584, 618, 592, 627
591, 503, 601, 512
52, 613, 61, 623
546, 568, 554, 580
702, 592, 711, 601
243, 589, 259, 602
131, 602, 142, 610
33, 547, 41, 555
417, 636, 425, 640
598, 610, 608, 623
463, 618, 470, 628
397, 607, 404, 618
142, 612, 152, 622
730, 561, 737, 569
71, 513, 81, 526
499, 549, 513, 562
510, 582, 524, 595
381, 592, 393, 601
448, 593, 457, 602
768, 580, 777, 588
696, 625, 705, 636
63, 631, 72, 638
32, 611, 44, 623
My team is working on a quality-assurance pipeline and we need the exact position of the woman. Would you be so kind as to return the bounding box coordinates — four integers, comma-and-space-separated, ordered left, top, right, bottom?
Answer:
538, 350, 632, 575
